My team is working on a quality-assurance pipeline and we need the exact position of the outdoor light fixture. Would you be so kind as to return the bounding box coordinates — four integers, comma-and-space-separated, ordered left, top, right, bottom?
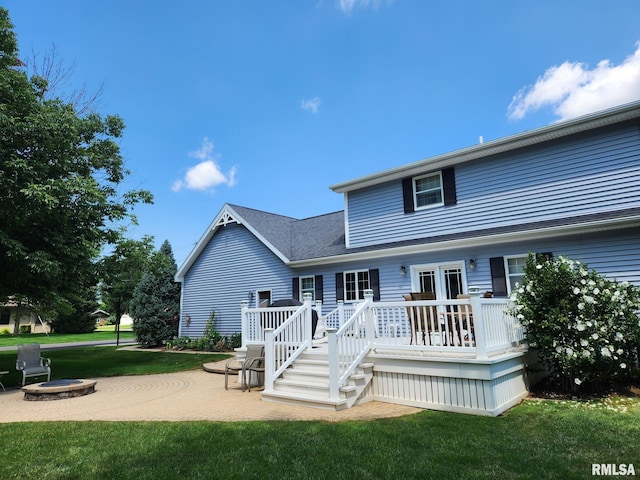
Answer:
184, 314, 191, 326
468, 259, 477, 270
399, 265, 407, 276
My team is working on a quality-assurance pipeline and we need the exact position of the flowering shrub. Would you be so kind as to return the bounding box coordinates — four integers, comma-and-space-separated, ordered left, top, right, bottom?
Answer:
510, 254, 640, 392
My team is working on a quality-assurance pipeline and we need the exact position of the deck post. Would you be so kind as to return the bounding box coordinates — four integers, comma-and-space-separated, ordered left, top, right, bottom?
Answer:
303, 293, 313, 345
314, 300, 323, 338
337, 300, 344, 328
469, 287, 488, 359
363, 289, 375, 342
240, 300, 249, 348
264, 327, 275, 392
327, 328, 340, 399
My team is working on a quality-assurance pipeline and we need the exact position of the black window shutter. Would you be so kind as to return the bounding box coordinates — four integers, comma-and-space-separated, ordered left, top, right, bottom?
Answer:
489, 257, 508, 297
314, 275, 324, 302
369, 269, 380, 301
292, 277, 300, 301
402, 178, 415, 213
536, 252, 553, 262
335, 273, 344, 301
442, 167, 457, 206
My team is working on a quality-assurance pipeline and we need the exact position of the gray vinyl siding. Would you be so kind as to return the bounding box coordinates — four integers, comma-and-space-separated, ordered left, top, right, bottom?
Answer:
346, 124, 640, 248
180, 222, 294, 338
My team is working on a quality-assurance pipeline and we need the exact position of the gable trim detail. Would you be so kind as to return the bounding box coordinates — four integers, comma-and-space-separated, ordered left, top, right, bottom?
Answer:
175, 204, 292, 281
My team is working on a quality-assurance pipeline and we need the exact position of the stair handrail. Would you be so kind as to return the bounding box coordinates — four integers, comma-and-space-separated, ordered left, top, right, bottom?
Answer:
327, 290, 375, 399
263, 294, 314, 392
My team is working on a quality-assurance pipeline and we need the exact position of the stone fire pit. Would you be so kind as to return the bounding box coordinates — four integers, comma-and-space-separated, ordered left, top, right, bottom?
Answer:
22, 379, 97, 401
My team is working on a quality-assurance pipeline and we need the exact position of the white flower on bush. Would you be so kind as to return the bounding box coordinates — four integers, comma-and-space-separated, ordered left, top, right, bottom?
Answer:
510, 253, 640, 389
620, 363, 627, 369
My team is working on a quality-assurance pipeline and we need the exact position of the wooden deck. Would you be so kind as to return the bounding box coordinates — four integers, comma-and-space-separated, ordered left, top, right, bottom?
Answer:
241, 290, 536, 416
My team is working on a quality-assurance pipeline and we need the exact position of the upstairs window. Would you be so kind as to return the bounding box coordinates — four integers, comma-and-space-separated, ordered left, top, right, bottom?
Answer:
414, 172, 443, 208
403, 167, 456, 213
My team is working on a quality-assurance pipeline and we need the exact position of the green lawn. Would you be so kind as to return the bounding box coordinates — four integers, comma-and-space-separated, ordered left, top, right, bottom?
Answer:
0, 346, 638, 479
0, 330, 135, 347
0, 399, 638, 479
0, 346, 225, 388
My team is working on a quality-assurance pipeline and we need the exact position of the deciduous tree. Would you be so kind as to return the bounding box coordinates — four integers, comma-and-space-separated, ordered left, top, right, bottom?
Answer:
0, 8, 152, 332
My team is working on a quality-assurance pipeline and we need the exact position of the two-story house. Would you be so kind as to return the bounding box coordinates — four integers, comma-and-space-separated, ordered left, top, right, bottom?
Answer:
175, 101, 640, 415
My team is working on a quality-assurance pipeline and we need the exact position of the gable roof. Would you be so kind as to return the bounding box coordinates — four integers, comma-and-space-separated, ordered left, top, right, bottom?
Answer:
175, 203, 346, 281
176, 101, 640, 279
330, 100, 640, 193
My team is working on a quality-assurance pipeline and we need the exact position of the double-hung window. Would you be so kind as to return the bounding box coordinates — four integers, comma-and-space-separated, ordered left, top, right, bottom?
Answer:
299, 276, 315, 300
402, 167, 456, 213
414, 172, 443, 208
505, 255, 527, 293
344, 270, 370, 301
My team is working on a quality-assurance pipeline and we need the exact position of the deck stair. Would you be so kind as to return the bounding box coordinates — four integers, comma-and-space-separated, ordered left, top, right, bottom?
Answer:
261, 348, 374, 411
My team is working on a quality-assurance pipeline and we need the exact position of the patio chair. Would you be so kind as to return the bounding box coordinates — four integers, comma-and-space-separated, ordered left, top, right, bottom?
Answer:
16, 343, 51, 386
224, 344, 264, 391
404, 293, 437, 345
455, 294, 475, 345
243, 352, 265, 392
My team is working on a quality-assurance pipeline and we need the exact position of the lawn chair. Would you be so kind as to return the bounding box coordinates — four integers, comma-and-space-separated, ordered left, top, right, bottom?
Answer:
404, 293, 438, 345
224, 344, 264, 391
16, 343, 51, 386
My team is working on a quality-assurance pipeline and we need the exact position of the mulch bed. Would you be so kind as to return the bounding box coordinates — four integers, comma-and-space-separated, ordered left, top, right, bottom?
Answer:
528, 376, 640, 401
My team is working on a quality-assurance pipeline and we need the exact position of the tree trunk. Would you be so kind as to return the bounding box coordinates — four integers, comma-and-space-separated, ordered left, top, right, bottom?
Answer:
12, 301, 23, 336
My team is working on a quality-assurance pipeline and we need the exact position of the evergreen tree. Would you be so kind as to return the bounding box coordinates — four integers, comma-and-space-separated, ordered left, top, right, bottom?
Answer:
129, 241, 180, 348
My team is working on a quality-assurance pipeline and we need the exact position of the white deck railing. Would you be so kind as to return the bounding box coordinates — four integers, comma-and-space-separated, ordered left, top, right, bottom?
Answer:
240, 289, 525, 397
322, 302, 357, 330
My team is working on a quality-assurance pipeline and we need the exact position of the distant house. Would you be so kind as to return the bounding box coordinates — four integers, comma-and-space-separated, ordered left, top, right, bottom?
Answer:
0, 300, 51, 334
175, 101, 640, 415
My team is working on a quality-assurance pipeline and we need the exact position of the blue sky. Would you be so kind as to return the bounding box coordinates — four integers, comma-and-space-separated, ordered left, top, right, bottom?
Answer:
5, 1, 640, 266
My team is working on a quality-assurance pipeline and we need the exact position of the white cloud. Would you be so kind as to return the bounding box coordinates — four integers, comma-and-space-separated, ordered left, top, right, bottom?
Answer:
172, 138, 237, 192
338, 0, 393, 14
301, 97, 321, 113
508, 42, 640, 122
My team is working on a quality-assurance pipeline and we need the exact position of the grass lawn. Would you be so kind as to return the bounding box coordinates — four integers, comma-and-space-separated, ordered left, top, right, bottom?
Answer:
0, 330, 135, 347
0, 399, 638, 479
0, 347, 638, 479
0, 346, 226, 388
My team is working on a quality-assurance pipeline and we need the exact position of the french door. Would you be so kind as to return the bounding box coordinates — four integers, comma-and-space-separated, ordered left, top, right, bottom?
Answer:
410, 262, 466, 300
